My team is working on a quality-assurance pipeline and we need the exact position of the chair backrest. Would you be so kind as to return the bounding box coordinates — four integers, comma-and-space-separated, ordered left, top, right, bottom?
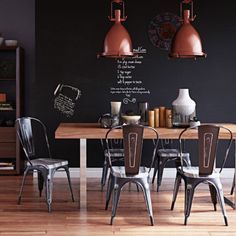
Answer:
15, 117, 51, 164
105, 124, 159, 175
123, 125, 144, 175
179, 124, 233, 176
100, 138, 123, 152
198, 125, 219, 175
160, 139, 175, 149
99, 115, 123, 153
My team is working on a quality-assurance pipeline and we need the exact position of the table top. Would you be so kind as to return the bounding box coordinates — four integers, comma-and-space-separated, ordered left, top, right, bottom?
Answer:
55, 123, 236, 140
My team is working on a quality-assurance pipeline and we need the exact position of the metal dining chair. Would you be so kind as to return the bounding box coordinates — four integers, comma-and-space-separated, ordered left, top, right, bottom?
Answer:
171, 124, 233, 226
151, 139, 191, 191
15, 117, 74, 212
100, 138, 124, 191
98, 115, 124, 191
105, 124, 159, 225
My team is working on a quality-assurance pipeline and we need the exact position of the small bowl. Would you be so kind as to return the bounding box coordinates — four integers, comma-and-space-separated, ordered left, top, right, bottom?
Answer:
5, 40, 18, 47
122, 115, 141, 124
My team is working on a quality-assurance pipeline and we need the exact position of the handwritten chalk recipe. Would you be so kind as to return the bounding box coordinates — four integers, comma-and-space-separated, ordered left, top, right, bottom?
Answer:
110, 47, 151, 104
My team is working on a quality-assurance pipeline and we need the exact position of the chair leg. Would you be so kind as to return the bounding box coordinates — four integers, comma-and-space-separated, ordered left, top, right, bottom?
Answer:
209, 183, 217, 211
157, 158, 167, 192
18, 167, 30, 205
101, 157, 109, 191
37, 171, 44, 197
230, 174, 235, 195
64, 166, 74, 202
213, 179, 228, 226
110, 182, 122, 225
105, 174, 114, 210
184, 182, 195, 225
171, 173, 182, 210
151, 156, 158, 184
139, 180, 154, 226
45, 171, 53, 213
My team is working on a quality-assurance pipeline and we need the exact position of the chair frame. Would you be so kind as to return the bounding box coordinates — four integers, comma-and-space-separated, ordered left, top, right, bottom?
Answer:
100, 138, 124, 191
151, 139, 191, 191
15, 117, 74, 212
105, 124, 159, 225
171, 124, 233, 226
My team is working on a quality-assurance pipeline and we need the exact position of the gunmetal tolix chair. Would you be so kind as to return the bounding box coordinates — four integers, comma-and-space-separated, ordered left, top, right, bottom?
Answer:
100, 138, 124, 191
105, 124, 159, 225
151, 139, 191, 191
15, 117, 74, 212
171, 124, 233, 226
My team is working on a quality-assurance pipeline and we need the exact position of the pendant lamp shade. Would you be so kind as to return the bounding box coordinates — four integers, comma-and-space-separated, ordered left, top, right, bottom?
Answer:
98, 0, 134, 58
101, 10, 134, 58
169, 1, 206, 59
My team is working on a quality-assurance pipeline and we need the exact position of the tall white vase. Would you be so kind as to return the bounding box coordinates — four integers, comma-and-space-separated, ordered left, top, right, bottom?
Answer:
172, 88, 196, 127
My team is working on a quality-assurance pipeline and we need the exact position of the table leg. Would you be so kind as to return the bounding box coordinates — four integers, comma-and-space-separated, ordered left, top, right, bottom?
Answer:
80, 138, 87, 209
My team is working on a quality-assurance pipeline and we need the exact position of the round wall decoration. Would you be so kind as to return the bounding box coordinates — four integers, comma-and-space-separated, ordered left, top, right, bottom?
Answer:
148, 12, 181, 50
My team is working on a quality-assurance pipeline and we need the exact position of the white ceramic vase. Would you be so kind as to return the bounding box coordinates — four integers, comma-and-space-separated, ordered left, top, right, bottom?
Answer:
172, 88, 196, 116
172, 88, 196, 127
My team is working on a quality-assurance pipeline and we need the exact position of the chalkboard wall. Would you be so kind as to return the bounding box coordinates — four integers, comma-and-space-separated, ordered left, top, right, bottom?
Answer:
35, 0, 236, 167
2, 0, 236, 168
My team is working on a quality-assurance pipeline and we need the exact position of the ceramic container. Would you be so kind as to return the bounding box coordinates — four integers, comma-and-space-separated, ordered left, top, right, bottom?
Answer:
5, 40, 18, 47
172, 88, 196, 127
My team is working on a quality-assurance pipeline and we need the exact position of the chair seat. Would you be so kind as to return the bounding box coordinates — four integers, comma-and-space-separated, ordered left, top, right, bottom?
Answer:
104, 149, 124, 158
111, 166, 149, 178
27, 158, 68, 169
179, 166, 220, 178
158, 149, 190, 158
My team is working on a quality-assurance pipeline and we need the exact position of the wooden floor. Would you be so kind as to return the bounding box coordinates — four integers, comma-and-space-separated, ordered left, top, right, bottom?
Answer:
0, 176, 236, 236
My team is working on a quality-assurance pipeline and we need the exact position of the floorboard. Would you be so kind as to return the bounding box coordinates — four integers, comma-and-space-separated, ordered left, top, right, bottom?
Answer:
0, 176, 235, 235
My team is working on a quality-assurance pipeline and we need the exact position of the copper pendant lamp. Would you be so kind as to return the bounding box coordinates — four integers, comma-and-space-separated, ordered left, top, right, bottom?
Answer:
169, 0, 207, 59
98, 0, 134, 58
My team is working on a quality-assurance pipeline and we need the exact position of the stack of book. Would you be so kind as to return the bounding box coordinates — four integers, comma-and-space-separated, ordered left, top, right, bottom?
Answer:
0, 162, 14, 170
0, 103, 13, 111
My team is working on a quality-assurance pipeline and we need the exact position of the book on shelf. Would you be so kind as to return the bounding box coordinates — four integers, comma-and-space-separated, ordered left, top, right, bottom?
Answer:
0, 162, 14, 170
0, 102, 14, 110
0, 108, 14, 111
0, 166, 14, 170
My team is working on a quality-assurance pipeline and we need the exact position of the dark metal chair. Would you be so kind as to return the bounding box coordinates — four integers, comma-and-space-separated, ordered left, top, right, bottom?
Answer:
171, 124, 233, 226
15, 117, 74, 212
105, 124, 159, 225
152, 139, 191, 191
100, 138, 124, 191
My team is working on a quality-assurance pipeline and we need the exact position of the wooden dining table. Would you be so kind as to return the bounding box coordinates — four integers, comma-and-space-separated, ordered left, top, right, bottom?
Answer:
55, 122, 236, 209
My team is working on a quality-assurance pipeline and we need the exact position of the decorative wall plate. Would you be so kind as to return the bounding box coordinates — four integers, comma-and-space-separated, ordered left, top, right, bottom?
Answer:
148, 12, 181, 51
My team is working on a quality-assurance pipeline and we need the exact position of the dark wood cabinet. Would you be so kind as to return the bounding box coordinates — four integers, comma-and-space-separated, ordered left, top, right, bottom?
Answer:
0, 46, 24, 174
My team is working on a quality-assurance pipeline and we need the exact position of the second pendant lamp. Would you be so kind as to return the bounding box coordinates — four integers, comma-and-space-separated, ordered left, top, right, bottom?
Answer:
99, 0, 134, 58
169, 0, 207, 59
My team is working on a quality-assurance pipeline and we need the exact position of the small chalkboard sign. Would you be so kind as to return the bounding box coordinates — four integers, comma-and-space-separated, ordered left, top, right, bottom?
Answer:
54, 84, 81, 117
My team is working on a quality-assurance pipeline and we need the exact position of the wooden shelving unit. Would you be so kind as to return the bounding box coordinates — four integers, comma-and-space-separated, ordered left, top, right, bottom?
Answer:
0, 46, 24, 174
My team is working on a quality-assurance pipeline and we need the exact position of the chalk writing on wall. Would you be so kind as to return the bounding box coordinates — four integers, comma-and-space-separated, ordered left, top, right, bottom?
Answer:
54, 84, 81, 117
110, 46, 150, 104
